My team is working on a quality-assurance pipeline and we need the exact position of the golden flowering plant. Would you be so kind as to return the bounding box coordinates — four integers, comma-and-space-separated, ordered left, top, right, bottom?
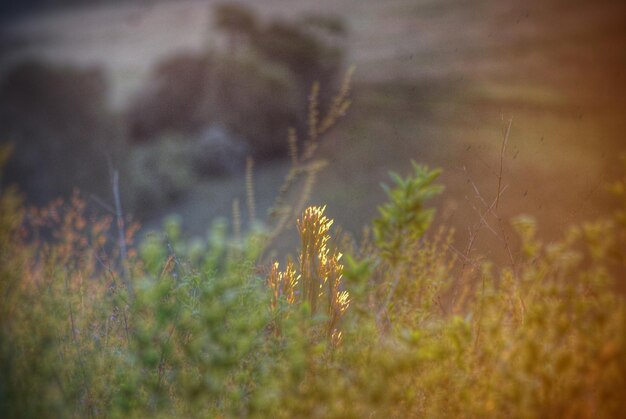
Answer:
267, 206, 350, 341
267, 260, 299, 312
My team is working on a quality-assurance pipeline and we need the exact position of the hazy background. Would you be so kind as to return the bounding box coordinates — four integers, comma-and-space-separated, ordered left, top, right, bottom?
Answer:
1, 0, 625, 261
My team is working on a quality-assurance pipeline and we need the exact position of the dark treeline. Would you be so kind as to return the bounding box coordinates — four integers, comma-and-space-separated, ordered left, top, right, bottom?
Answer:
0, 0, 160, 22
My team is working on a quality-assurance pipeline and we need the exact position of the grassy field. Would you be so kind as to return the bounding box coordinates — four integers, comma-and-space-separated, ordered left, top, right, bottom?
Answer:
1, 0, 625, 256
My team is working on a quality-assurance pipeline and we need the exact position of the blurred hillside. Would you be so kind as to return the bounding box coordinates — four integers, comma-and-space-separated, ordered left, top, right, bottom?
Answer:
1, 0, 625, 261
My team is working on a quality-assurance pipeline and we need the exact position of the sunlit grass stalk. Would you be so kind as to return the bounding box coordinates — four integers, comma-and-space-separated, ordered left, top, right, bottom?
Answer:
245, 157, 256, 225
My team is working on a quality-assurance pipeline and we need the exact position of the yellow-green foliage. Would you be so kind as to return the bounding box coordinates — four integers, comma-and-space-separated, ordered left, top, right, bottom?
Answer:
1, 149, 625, 418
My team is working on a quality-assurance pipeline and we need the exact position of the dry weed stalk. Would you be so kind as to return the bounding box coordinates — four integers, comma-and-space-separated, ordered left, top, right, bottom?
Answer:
319, 65, 355, 135
307, 81, 320, 145
232, 198, 242, 245
265, 68, 354, 245
287, 128, 298, 167
112, 170, 134, 300
245, 157, 256, 224
450, 120, 516, 313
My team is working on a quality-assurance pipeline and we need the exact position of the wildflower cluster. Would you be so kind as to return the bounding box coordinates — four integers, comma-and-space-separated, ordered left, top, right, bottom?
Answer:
268, 206, 350, 343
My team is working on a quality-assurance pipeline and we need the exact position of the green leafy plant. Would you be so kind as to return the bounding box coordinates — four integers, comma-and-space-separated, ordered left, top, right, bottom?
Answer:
373, 162, 443, 263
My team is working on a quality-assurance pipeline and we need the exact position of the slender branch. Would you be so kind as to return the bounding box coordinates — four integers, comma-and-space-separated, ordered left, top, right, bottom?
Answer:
112, 170, 134, 300
245, 157, 256, 225
496, 118, 512, 211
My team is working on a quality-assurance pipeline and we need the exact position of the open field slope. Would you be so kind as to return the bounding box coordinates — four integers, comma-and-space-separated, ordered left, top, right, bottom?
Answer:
1, 0, 625, 259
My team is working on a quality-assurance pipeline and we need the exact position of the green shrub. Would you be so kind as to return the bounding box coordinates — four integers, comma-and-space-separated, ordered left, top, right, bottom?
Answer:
127, 51, 300, 159
373, 162, 443, 264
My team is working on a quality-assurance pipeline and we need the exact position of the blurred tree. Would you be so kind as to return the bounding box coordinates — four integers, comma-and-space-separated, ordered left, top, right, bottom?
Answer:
0, 61, 123, 205
251, 20, 344, 93
127, 52, 300, 159
127, 53, 212, 141
300, 13, 349, 37
213, 3, 258, 52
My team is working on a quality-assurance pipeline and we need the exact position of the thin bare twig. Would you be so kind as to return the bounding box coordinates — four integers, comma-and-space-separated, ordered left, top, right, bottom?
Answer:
496, 118, 512, 211
112, 170, 134, 300
245, 157, 256, 225
89, 193, 115, 214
